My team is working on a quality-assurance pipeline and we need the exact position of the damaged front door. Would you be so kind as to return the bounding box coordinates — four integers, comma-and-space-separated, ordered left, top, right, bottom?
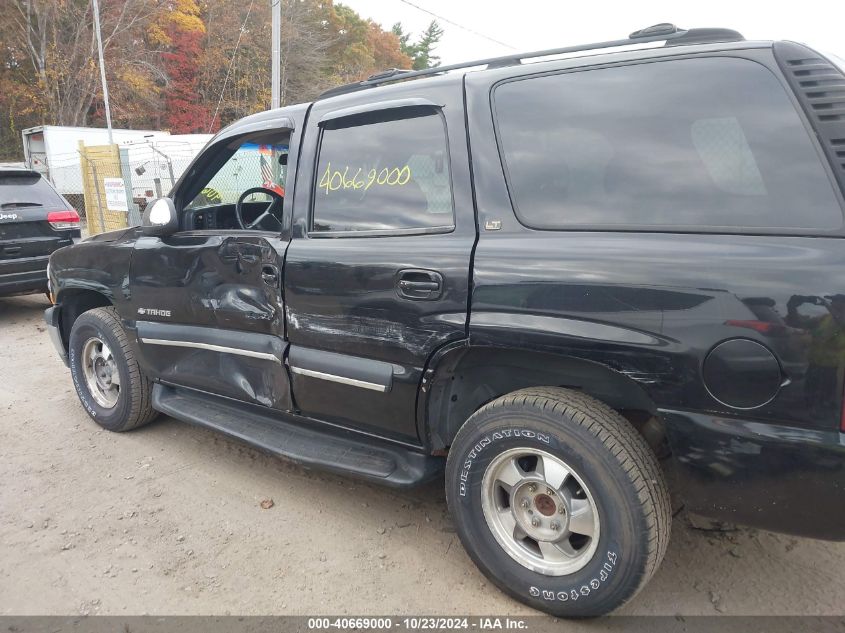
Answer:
130, 231, 291, 410
128, 125, 297, 411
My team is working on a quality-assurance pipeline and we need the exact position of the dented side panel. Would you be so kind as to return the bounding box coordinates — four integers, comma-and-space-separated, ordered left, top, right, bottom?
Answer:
284, 234, 474, 441
129, 232, 291, 410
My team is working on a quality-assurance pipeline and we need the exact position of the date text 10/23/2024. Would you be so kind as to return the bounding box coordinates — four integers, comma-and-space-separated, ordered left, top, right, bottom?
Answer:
306, 617, 530, 630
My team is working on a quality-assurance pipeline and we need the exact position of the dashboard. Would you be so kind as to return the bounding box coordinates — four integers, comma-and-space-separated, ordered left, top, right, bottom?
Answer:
185, 202, 283, 232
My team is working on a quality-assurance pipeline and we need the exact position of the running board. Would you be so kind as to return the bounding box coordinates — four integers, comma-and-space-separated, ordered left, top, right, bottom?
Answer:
152, 384, 443, 487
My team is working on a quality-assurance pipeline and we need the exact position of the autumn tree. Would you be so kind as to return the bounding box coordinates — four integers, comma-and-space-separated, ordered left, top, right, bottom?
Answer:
196, 0, 337, 127
197, 0, 270, 130
8, 0, 163, 127
328, 4, 379, 84
1, 0, 166, 157
326, 3, 412, 85
276, 0, 338, 105
367, 19, 413, 72
0, 16, 43, 158
0, 0, 414, 158
199, 0, 410, 119
149, 0, 210, 133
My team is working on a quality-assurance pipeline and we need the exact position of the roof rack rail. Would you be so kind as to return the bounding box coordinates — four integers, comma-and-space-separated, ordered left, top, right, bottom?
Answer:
317, 23, 744, 100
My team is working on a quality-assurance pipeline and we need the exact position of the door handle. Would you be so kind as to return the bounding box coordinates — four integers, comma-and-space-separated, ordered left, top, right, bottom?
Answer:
262, 265, 280, 286
396, 269, 443, 300
399, 280, 439, 291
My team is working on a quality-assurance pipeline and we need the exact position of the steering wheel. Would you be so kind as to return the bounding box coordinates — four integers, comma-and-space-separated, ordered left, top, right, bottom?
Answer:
235, 187, 284, 230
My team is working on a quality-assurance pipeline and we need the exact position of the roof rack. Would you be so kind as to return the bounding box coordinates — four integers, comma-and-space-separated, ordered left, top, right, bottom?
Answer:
317, 23, 744, 100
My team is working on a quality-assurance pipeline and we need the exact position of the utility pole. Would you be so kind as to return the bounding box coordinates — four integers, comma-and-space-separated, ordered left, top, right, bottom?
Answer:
91, 0, 114, 144
271, 0, 281, 109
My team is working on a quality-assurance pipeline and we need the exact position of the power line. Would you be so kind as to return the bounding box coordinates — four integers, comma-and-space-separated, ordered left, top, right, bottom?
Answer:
396, 0, 517, 51
208, 0, 257, 133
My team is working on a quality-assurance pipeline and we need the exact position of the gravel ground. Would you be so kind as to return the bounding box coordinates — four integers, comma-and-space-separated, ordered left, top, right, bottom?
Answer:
1, 293, 844, 617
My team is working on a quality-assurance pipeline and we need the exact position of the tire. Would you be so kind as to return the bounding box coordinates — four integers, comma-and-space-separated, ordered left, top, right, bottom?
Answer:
68, 306, 158, 432
445, 387, 671, 617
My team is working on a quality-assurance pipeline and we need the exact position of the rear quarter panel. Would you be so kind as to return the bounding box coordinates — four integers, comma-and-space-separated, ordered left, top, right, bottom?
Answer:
470, 231, 845, 433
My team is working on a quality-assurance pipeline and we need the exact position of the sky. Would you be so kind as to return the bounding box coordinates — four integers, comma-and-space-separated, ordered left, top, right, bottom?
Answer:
342, 0, 845, 65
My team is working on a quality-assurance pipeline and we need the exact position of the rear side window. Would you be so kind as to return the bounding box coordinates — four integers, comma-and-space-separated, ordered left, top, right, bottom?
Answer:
493, 57, 843, 231
0, 173, 66, 209
312, 109, 454, 234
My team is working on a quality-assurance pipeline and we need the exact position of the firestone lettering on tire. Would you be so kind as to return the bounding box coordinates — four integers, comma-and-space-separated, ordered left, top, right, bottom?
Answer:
528, 551, 618, 602
459, 429, 551, 497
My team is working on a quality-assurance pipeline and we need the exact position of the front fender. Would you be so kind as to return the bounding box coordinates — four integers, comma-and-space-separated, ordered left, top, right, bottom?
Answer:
51, 238, 135, 318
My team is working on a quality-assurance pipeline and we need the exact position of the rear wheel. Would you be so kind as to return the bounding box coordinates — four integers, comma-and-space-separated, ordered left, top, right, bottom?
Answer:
68, 306, 158, 431
445, 387, 671, 617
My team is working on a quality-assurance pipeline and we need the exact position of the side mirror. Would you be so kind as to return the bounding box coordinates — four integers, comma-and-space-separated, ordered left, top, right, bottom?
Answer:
141, 197, 178, 236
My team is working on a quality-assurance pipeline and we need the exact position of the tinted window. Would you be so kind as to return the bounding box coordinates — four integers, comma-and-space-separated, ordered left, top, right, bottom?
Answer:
494, 57, 843, 231
312, 110, 453, 233
0, 174, 66, 209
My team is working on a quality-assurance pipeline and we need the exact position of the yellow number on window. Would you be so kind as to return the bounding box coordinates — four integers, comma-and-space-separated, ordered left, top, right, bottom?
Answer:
319, 163, 332, 195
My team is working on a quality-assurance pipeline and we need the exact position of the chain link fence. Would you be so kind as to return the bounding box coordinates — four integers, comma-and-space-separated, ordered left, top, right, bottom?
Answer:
41, 139, 207, 235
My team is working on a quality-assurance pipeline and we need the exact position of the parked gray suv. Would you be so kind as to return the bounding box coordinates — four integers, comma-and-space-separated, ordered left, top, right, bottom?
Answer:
0, 169, 80, 297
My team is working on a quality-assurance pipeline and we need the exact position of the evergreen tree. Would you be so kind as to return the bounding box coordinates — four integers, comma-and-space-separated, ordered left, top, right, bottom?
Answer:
391, 23, 414, 58
412, 21, 444, 70
390, 20, 444, 70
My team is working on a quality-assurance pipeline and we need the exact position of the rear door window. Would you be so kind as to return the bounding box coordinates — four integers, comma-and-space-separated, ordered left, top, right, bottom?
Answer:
312, 108, 454, 234
493, 57, 843, 231
0, 173, 67, 210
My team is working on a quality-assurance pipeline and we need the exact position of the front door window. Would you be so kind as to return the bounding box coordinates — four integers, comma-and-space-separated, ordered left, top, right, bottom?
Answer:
185, 132, 290, 232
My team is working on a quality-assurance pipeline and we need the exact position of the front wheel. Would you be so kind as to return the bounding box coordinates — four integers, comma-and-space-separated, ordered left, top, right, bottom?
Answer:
445, 387, 671, 617
68, 306, 158, 431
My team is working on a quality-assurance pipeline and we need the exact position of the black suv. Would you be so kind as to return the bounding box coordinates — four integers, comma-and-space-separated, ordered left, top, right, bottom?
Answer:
0, 169, 80, 297
44, 25, 845, 616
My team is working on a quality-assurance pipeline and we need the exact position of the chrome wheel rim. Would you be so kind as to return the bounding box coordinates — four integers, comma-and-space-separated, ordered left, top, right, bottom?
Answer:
81, 337, 120, 409
481, 447, 600, 576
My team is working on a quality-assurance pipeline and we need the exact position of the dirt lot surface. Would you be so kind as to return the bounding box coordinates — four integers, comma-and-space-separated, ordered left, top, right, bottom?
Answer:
2, 293, 845, 618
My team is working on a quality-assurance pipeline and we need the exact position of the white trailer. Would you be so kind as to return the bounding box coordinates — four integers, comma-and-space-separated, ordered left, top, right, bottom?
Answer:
21, 126, 169, 195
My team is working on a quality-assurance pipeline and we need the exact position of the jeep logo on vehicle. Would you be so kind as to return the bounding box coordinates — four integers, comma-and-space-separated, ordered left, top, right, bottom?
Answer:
0, 213, 20, 221
137, 307, 171, 317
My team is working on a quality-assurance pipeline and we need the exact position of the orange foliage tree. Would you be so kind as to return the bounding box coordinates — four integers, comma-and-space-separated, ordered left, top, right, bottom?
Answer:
0, 0, 422, 158
152, 0, 210, 133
